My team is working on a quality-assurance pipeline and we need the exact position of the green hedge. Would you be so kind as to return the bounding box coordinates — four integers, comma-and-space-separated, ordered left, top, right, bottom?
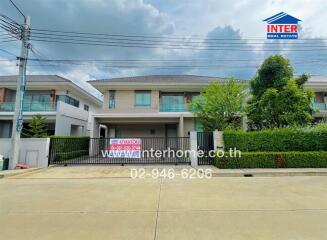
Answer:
50, 137, 90, 161
50, 137, 90, 153
224, 128, 327, 152
215, 151, 327, 169
54, 150, 89, 162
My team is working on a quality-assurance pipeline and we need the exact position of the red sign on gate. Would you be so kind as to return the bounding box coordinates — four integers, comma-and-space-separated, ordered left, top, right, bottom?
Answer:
108, 138, 141, 158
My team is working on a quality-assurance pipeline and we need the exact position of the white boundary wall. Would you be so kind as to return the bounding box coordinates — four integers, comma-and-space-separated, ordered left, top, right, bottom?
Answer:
0, 138, 50, 168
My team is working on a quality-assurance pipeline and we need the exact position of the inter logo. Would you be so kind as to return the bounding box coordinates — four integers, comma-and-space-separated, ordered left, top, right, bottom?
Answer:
263, 12, 301, 39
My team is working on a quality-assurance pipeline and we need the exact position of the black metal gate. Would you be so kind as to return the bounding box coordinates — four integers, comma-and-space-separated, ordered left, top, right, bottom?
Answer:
49, 137, 190, 165
197, 132, 214, 165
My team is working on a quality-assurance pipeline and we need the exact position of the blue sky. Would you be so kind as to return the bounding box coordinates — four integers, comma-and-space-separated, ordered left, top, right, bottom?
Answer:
0, 0, 326, 97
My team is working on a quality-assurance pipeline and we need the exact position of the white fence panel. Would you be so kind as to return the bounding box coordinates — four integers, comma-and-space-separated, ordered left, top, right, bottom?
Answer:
0, 138, 50, 168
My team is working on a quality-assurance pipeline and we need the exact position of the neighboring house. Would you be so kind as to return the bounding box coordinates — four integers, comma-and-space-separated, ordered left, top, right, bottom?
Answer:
0, 75, 102, 138
88, 75, 327, 138
306, 76, 327, 122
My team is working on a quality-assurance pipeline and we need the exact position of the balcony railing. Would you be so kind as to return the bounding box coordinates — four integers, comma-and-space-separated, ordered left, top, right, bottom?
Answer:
312, 102, 327, 111
0, 102, 15, 112
0, 102, 56, 112
160, 103, 189, 112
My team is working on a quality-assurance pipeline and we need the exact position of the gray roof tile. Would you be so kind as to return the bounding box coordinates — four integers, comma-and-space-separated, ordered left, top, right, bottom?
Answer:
0, 75, 70, 83
89, 75, 246, 84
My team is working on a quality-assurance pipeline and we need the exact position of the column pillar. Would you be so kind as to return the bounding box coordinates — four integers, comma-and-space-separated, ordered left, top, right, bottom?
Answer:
178, 115, 184, 137
190, 131, 198, 167
213, 130, 224, 151
89, 116, 100, 157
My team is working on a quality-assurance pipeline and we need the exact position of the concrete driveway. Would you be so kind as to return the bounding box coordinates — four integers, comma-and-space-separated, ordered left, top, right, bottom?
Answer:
1, 166, 327, 240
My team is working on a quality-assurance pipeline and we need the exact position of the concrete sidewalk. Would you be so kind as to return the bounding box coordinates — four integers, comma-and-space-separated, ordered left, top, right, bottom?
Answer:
1, 166, 327, 239
3, 165, 327, 179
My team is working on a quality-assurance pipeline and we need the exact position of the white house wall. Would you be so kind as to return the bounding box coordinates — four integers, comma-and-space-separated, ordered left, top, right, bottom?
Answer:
56, 90, 101, 114
55, 101, 89, 136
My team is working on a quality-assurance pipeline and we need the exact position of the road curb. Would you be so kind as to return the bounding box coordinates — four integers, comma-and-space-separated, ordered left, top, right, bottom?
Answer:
196, 167, 327, 177
211, 170, 327, 177
0, 168, 44, 179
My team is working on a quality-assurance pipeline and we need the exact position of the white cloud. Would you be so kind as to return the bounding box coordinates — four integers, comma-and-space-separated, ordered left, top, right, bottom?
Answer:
0, 58, 18, 75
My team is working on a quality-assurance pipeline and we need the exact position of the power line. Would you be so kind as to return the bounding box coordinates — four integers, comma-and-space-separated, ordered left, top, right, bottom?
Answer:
31, 28, 267, 41
29, 31, 327, 45
0, 47, 17, 56
29, 34, 327, 47
29, 38, 327, 51
1, 51, 326, 65
1, 58, 321, 68
0, 40, 18, 44
8, 0, 25, 18
0, 59, 16, 61
24, 57, 327, 63
27, 27, 327, 51
29, 45, 58, 73
30, 27, 327, 41
0, 14, 23, 40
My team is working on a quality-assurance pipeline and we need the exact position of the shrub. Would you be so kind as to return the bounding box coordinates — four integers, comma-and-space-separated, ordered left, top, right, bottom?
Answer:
50, 136, 90, 152
224, 127, 327, 152
215, 151, 327, 169
54, 150, 89, 162
50, 137, 90, 161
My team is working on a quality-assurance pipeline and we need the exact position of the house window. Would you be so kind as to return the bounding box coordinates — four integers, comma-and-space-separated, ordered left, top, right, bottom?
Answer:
109, 90, 116, 109
162, 95, 184, 105
56, 95, 80, 108
23, 94, 52, 111
161, 94, 184, 111
135, 91, 151, 107
84, 104, 89, 111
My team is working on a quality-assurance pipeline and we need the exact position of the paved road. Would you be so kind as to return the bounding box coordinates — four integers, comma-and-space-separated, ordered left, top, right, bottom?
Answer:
1, 166, 327, 240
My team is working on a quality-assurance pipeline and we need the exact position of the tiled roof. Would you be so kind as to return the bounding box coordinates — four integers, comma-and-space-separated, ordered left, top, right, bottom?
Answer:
89, 75, 246, 84
307, 75, 327, 82
0, 75, 70, 83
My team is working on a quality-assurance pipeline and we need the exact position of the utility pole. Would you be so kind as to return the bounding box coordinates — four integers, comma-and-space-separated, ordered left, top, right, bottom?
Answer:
9, 16, 30, 170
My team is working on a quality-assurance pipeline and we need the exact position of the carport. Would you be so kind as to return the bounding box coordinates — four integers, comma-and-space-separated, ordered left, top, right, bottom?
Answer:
90, 113, 194, 138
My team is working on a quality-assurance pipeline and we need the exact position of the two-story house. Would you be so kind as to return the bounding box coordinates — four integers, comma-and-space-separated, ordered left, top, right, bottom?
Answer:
88, 75, 246, 138
0, 75, 102, 138
89, 75, 327, 138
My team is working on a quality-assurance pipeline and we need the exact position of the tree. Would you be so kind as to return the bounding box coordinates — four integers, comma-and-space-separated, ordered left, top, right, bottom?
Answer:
26, 114, 48, 138
246, 55, 314, 130
190, 78, 245, 131
250, 54, 293, 97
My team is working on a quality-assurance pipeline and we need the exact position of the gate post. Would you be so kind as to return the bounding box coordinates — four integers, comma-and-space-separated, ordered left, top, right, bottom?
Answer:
213, 130, 224, 151
190, 131, 198, 167
45, 137, 51, 167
